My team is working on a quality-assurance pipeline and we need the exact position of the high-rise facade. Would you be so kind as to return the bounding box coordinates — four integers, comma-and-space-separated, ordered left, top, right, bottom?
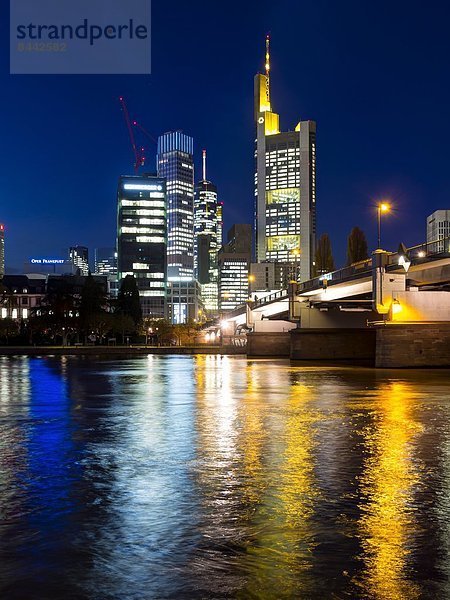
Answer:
167, 279, 203, 325
254, 36, 316, 282
117, 174, 167, 318
249, 261, 290, 292
194, 150, 219, 312
95, 247, 118, 299
69, 245, 89, 276
157, 131, 194, 279
94, 247, 117, 276
427, 210, 450, 252
0, 224, 4, 276
217, 201, 224, 249
218, 224, 252, 312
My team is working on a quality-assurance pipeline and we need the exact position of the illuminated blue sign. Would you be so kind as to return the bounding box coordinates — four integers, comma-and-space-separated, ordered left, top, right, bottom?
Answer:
30, 258, 66, 264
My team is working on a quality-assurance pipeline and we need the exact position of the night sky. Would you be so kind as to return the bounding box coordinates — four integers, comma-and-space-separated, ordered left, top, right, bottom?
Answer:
1, 0, 450, 271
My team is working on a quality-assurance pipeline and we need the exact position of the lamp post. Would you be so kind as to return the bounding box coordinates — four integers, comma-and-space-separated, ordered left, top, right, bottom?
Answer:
377, 202, 390, 249
290, 248, 300, 282
248, 273, 255, 294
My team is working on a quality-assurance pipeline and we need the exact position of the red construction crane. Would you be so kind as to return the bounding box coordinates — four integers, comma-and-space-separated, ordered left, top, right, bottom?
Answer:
119, 96, 145, 174
132, 119, 157, 146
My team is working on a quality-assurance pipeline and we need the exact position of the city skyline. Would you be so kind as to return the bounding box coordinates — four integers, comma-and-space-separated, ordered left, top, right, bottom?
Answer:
2, 1, 450, 270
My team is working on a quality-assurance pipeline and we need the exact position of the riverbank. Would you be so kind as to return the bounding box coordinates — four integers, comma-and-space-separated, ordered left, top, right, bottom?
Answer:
0, 345, 246, 356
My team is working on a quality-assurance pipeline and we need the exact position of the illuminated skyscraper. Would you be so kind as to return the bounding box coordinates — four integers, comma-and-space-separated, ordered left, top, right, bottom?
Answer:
117, 174, 167, 318
69, 245, 89, 276
94, 247, 117, 276
217, 201, 224, 249
194, 150, 219, 312
218, 224, 252, 312
95, 247, 118, 299
254, 35, 316, 282
427, 210, 450, 252
157, 131, 194, 278
0, 224, 4, 276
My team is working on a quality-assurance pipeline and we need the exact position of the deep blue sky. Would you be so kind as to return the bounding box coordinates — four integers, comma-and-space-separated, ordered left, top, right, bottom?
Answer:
1, 0, 450, 270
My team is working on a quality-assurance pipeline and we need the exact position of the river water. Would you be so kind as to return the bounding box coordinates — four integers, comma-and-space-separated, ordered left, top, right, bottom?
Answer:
1, 355, 450, 599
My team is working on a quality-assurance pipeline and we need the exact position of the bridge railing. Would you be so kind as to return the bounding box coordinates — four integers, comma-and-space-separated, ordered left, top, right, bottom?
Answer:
297, 258, 373, 294
221, 236, 450, 318
402, 235, 450, 260
252, 288, 288, 308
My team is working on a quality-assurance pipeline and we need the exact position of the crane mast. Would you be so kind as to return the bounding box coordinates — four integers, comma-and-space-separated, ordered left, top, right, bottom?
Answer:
119, 96, 145, 174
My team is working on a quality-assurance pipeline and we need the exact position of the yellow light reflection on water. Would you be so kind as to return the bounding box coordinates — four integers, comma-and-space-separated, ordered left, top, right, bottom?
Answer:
241, 377, 320, 598
356, 381, 422, 600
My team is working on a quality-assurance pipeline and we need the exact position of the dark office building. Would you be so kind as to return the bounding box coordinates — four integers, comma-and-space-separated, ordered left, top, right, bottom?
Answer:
117, 174, 167, 318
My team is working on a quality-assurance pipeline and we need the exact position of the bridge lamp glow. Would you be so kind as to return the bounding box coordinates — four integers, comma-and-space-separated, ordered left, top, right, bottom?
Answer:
417, 250, 426, 258
377, 201, 391, 249
392, 299, 402, 315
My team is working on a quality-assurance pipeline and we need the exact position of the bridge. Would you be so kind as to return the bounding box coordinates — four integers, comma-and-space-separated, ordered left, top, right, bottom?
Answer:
219, 237, 450, 368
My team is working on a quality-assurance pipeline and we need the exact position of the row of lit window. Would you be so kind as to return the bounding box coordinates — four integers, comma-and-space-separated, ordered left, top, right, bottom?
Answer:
121, 227, 163, 235
121, 200, 164, 208
1, 308, 29, 319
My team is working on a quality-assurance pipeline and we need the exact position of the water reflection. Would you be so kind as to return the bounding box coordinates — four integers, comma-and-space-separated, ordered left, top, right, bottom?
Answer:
1, 357, 450, 598
242, 375, 320, 599
356, 381, 422, 599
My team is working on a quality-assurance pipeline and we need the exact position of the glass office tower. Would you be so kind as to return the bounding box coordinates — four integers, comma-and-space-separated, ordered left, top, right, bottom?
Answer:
94, 247, 117, 276
69, 246, 89, 276
117, 174, 167, 318
157, 131, 194, 279
218, 224, 252, 312
254, 36, 316, 282
194, 150, 219, 312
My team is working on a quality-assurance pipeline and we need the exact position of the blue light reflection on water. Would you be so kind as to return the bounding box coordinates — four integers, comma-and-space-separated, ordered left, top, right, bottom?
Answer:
1, 356, 450, 598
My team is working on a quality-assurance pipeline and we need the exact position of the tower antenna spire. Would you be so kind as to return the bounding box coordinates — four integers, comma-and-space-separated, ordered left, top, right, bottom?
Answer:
265, 33, 270, 78
202, 149, 207, 181
264, 34, 271, 109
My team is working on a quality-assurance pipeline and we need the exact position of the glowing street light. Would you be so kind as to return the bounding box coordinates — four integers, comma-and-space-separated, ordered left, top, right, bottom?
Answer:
377, 202, 391, 249
290, 247, 301, 282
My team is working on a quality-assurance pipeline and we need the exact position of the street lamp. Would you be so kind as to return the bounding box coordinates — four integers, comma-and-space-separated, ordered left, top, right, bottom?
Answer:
290, 248, 300, 282
248, 273, 255, 294
377, 202, 390, 249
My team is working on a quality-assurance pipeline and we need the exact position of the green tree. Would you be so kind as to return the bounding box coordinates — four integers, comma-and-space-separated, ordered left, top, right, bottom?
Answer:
0, 318, 19, 345
116, 275, 142, 326
347, 226, 369, 265
155, 319, 175, 346
111, 313, 135, 344
314, 233, 335, 276
38, 279, 78, 343
79, 273, 108, 342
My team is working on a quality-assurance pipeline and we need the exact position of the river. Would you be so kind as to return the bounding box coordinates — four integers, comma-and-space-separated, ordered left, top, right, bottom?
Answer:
1, 355, 450, 599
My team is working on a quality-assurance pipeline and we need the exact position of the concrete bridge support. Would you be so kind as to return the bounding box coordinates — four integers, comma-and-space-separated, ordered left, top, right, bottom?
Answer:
246, 331, 291, 357
375, 323, 450, 368
290, 328, 376, 363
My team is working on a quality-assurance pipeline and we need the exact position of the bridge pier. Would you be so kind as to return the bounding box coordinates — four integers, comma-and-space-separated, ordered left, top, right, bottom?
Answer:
375, 323, 450, 368
290, 328, 376, 364
247, 331, 291, 357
